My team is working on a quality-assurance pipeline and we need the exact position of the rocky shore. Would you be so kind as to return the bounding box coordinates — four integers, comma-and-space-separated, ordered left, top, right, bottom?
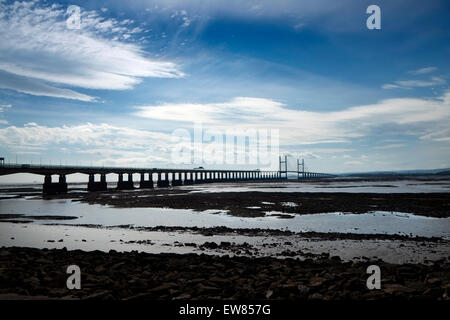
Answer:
0, 247, 449, 300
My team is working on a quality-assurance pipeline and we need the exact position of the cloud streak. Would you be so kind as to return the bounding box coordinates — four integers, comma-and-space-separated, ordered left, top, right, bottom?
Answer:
408, 67, 437, 75
382, 66, 446, 90
135, 91, 450, 145
0, 1, 184, 101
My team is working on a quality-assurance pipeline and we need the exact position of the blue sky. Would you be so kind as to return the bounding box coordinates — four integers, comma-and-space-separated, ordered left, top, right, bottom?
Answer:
0, 0, 449, 177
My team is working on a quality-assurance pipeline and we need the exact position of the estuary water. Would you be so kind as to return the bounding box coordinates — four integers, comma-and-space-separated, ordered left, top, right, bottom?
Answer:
0, 197, 449, 239
1, 179, 449, 263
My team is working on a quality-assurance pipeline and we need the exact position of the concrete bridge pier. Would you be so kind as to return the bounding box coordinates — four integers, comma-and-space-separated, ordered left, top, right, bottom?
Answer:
193, 172, 199, 184
117, 173, 134, 190
184, 172, 194, 185
157, 172, 170, 188
196, 172, 203, 184
139, 173, 154, 189
43, 174, 67, 195
88, 173, 107, 192
172, 172, 183, 186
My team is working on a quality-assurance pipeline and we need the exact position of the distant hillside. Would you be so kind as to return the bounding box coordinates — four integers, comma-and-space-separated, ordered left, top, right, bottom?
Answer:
340, 168, 450, 177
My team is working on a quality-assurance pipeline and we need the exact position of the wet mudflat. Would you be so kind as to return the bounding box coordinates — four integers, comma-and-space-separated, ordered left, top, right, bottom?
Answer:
74, 189, 450, 218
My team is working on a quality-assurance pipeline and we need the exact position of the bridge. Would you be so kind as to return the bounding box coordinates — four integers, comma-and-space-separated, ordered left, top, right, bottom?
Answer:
0, 156, 334, 194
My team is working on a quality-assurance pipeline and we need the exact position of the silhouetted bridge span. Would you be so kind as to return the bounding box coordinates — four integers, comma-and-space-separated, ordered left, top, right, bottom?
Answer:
0, 160, 334, 195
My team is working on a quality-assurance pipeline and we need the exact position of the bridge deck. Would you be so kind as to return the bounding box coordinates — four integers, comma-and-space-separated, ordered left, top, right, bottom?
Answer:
0, 164, 277, 176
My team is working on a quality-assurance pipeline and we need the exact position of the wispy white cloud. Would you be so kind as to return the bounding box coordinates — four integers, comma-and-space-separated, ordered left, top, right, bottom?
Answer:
374, 143, 406, 150
0, 103, 11, 112
408, 67, 437, 75
383, 65, 445, 90
0, 122, 179, 165
383, 76, 446, 90
394, 77, 445, 88
0, 102, 11, 124
0, 122, 171, 149
381, 84, 401, 90
0, 70, 95, 101
135, 91, 450, 145
0, 1, 184, 101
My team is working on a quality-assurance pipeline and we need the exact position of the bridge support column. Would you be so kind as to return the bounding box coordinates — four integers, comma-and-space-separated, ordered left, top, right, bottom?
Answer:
184, 172, 194, 185
157, 172, 170, 188
140, 173, 154, 189
88, 173, 107, 192
117, 173, 134, 190
43, 174, 67, 195
172, 172, 183, 186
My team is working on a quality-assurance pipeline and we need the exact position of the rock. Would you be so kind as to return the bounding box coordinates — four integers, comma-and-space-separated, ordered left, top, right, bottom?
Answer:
209, 276, 228, 284
308, 293, 324, 300
309, 277, 327, 287
82, 291, 113, 300
331, 255, 341, 261
426, 278, 441, 285
196, 283, 221, 293
184, 243, 197, 247
148, 282, 177, 293
172, 293, 191, 300
423, 287, 444, 299
94, 265, 106, 274
24, 276, 40, 288
220, 242, 231, 248
202, 242, 218, 249
265, 289, 273, 299
384, 284, 416, 295
297, 284, 310, 297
